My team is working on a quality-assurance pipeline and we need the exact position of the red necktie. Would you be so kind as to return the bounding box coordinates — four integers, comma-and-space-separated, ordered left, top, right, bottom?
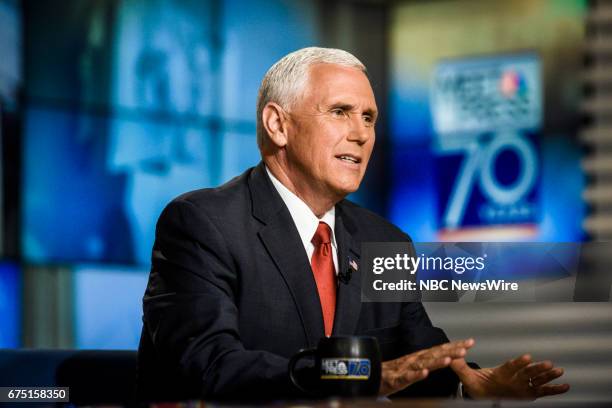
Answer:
310, 221, 337, 337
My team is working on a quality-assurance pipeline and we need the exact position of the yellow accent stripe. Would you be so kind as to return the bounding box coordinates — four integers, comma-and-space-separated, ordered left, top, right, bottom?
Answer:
320, 375, 369, 380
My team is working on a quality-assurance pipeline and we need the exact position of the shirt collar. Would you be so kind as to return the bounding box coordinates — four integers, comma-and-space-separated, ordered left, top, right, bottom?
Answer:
265, 166, 336, 250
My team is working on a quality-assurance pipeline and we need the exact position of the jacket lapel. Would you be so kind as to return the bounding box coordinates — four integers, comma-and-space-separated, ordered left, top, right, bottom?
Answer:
332, 202, 363, 336
249, 163, 325, 347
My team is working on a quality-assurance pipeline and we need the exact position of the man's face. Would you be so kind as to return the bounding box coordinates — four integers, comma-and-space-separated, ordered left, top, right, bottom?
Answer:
284, 63, 377, 200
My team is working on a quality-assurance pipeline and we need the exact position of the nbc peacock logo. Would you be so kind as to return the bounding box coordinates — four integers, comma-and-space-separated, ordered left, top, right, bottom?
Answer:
499, 69, 527, 99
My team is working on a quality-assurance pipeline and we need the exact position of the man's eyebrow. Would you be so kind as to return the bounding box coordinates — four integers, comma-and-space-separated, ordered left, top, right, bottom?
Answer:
329, 103, 378, 116
364, 107, 378, 117
329, 103, 355, 111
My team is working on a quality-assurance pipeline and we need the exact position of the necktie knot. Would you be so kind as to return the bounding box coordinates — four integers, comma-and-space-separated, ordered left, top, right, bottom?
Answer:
311, 222, 332, 246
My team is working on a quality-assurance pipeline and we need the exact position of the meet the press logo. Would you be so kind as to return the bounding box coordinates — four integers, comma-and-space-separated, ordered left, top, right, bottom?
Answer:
320, 358, 371, 380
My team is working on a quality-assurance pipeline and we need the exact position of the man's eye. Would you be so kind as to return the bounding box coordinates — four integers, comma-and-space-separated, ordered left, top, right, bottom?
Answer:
331, 109, 346, 117
363, 115, 375, 125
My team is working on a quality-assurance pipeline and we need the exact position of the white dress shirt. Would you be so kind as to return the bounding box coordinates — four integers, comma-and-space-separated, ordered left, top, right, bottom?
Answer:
266, 167, 339, 275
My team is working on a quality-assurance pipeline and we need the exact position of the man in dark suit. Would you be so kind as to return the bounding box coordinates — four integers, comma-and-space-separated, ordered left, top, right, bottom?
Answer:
138, 47, 569, 402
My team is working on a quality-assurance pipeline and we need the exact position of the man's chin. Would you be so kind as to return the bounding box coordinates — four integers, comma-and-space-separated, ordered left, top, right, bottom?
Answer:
331, 182, 361, 198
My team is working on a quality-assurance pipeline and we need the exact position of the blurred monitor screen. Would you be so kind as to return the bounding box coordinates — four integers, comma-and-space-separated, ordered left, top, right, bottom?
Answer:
21, 0, 318, 265
0, 0, 20, 106
0, 261, 20, 347
389, 0, 586, 242
74, 265, 148, 349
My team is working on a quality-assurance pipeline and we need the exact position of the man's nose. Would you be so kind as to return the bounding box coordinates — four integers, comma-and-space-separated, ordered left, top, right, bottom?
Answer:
347, 114, 372, 145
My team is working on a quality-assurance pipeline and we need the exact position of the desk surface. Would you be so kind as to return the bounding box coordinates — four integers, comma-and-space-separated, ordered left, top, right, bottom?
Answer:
141, 399, 612, 408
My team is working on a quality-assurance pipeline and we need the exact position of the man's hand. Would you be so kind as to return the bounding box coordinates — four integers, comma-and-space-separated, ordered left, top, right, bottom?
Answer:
451, 354, 570, 400
379, 338, 475, 396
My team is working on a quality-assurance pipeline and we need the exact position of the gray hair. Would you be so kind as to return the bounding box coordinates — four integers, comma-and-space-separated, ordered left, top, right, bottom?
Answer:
256, 47, 366, 150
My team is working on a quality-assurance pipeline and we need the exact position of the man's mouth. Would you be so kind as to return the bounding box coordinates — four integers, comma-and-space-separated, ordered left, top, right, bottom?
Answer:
335, 154, 361, 164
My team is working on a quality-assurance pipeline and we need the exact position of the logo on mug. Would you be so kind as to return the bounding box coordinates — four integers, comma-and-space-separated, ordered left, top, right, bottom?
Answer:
320, 358, 371, 380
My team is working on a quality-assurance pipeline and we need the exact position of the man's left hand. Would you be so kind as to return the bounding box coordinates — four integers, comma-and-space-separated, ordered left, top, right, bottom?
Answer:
451, 354, 570, 399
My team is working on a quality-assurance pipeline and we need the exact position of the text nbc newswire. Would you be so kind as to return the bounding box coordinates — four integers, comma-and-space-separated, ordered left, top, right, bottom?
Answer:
371, 253, 518, 292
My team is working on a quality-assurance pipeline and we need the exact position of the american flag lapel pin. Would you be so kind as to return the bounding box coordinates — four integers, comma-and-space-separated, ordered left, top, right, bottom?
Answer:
339, 257, 358, 284
349, 258, 358, 272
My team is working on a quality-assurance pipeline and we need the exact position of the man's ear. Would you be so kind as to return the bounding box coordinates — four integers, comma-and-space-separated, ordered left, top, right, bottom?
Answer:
262, 102, 289, 148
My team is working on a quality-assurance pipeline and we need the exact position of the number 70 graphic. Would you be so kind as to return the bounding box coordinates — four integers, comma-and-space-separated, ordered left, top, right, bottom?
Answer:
439, 131, 539, 229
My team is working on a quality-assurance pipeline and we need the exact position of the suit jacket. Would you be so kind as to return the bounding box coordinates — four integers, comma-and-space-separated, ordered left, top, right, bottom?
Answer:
137, 162, 459, 402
